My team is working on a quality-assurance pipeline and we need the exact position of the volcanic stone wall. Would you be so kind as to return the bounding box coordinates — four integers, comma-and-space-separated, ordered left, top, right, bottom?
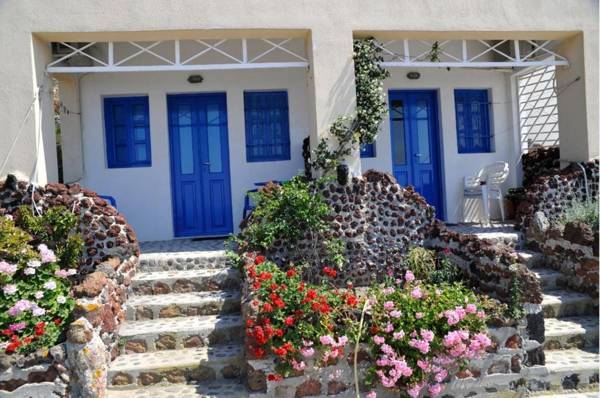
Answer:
522, 146, 560, 187
517, 159, 599, 229
264, 170, 435, 287
0, 176, 139, 397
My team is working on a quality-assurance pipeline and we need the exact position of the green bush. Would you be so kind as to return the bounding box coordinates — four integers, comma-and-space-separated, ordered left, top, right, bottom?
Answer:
557, 200, 598, 231
0, 206, 82, 354
233, 176, 345, 268
402, 247, 462, 285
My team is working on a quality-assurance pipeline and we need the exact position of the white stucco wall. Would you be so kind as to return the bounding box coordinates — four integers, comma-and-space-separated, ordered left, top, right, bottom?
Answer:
1, 0, 598, 187
361, 68, 516, 224
79, 69, 309, 241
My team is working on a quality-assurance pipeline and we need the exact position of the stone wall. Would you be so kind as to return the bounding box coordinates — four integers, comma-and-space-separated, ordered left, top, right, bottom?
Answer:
249, 170, 435, 287
522, 146, 560, 187
0, 176, 139, 397
425, 221, 542, 305
516, 159, 599, 229
528, 213, 598, 298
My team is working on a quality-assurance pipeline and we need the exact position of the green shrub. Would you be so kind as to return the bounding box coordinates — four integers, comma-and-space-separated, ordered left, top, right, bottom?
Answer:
402, 247, 462, 285
234, 176, 345, 268
557, 200, 598, 231
0, 206, 82, 355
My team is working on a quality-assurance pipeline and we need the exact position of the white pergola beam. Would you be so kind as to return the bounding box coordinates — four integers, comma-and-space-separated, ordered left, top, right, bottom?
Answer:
381, 60, 569, 68
47, 62, 309, 73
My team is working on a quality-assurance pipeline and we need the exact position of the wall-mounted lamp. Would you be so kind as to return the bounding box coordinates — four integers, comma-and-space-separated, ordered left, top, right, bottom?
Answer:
406, 71, 420, 80
187, 75, 204, 84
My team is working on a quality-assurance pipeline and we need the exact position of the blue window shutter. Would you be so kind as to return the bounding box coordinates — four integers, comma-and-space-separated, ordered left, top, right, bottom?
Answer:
454, 89, 493, 153
104, 96, 152, 168
244, 91, 291, 162
360, 142, 376, 158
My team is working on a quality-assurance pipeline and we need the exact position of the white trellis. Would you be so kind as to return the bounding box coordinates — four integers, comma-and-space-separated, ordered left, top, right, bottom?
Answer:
47, 38, 309, 73
377, 39, 568, 68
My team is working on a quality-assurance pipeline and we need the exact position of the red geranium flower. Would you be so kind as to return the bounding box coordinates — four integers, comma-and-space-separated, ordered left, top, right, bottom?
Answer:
258, 271, 272, 281
1, 329, 12, 337
262, 303, 274, 313
346, 295, 358, 307
255, 255, 266, 265
252, 346, 266, 358
284, 316, 294, 326
286, 269, 297, 277
267, 374, 283, 381
322, 266, 337, 278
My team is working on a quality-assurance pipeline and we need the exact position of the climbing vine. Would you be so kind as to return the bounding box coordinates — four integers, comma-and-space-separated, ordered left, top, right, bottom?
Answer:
310, 38, 390, 176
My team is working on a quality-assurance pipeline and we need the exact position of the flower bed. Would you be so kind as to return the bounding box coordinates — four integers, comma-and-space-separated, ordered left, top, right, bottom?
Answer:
0, 177, 139, 397
241, 251, 540, 397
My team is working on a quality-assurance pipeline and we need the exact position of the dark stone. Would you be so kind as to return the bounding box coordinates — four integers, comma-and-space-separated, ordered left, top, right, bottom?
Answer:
526, 312, 545, 343
561, 374, 580, 389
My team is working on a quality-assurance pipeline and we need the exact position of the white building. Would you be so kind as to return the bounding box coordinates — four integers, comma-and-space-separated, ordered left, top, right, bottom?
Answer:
0, 1, 597, 241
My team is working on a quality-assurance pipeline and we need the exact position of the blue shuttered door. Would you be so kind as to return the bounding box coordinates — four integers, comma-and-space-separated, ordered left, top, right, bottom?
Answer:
168, 93, 233, 237
389, 90, 444, 219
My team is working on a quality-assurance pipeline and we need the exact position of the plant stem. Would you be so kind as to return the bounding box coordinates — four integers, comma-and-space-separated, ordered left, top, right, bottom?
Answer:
354, 299, 369, 398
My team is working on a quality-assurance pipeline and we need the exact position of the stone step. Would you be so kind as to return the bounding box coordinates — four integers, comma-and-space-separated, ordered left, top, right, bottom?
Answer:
119, 314, 243, 354
531, 267, 564, 291
544, 316, 599, 350
541, 290, 596, 318
517, 250, 545, 268
125, 290, 242, 320
108, 380, 248, 398
544, 348, 599, 391
131, 268, 241, 295
139, 239, 228, 271
108, 345, 244, 389
139, 251, 229, 271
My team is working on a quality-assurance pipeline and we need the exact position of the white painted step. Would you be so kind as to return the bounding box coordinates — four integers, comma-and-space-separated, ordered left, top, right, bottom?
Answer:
517, 250, 545, 267
125, 290, 242, 320
541, 290, 595, 318
544, 316, 599, 349
139, 239, 228, 271
108, 345, 244, 389
531, 267, 564, 291
545, 347, 599, 375
108, 380, 248, 398
131, 268, 240, 295
118, 314, 243, 351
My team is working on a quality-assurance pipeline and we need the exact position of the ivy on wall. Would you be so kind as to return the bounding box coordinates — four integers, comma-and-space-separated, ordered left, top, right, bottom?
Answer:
310, 38, 390, 176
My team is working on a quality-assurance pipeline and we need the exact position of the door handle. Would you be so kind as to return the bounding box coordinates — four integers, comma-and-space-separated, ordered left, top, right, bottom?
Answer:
414, 153, 422, 157
201, 162, 211, 166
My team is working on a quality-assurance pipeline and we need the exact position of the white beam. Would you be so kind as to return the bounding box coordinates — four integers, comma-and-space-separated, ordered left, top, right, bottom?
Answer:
47, 61, 309, 73
381, 60, 569, 68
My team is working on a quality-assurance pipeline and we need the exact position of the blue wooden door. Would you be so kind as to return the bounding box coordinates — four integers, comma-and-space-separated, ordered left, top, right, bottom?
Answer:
389, 90, 444, 219
168, 93, 233, 237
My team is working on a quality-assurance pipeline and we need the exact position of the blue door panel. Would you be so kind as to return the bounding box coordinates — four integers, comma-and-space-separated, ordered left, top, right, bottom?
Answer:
168, 93, 233, 237
389, 90, 444, 219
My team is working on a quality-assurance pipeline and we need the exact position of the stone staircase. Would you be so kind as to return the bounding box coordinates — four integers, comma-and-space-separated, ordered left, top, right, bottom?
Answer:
106, 239, 248, 398
459, 224, 599, 393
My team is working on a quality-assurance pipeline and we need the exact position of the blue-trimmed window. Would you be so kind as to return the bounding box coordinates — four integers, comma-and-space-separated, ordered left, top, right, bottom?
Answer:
360, 142, 376, 158
244, 91, 291, 162
104, 96, 151, 168
454, 89, 493, 153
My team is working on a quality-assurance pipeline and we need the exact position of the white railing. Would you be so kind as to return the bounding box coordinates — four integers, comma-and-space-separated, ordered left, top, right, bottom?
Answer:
47, 38, 309, 73
377, 39, 568, 68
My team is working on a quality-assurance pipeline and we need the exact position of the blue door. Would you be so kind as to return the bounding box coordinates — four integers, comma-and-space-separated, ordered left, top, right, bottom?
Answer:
389, 90, 444, 219
168, 93, 233, 237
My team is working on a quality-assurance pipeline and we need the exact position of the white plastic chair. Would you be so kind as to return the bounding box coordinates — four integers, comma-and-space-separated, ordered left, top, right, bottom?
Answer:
462, 161, 509, 224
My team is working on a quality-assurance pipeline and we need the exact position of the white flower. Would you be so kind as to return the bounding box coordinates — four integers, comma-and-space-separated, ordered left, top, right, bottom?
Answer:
3, 284, 17, 295
43, 280, 57, 290
34, 291, 44, 299
27, 260, 42, 268
4, 215, 13, 221
32, 306, 46, 316
56, 295, 66, 304
24, 267, 36, 275
67, 269, 77, 276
